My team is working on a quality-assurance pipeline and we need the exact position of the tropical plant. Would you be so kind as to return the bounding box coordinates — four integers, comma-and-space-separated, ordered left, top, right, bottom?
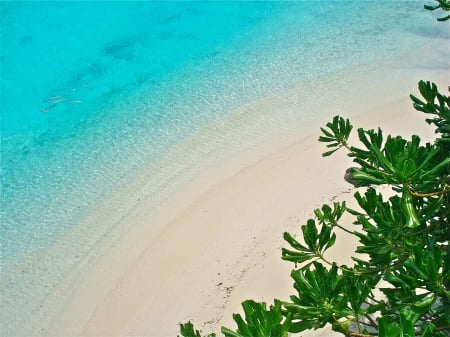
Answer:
424, 0, 450, 20
179, 2, 449, 337
180, 80, 449, 337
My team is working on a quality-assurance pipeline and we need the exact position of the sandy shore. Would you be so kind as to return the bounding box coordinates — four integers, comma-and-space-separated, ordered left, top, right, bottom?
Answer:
40, 35, 448, 337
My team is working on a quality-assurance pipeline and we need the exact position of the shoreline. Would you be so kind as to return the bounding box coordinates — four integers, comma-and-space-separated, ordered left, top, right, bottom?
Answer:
25, 34, 450, 336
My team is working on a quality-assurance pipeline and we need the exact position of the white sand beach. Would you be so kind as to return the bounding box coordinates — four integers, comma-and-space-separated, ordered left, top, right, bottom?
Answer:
35, 36, 449, 337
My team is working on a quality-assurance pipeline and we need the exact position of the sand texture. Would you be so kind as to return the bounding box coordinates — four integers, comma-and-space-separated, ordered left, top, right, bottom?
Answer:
40, 36, 449, 337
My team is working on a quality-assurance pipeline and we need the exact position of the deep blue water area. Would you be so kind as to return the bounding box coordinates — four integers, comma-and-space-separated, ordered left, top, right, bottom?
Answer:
1, 1, 448, 335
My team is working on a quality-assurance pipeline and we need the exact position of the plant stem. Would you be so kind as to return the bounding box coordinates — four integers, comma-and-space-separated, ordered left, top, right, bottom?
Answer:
333, 222, 358, 236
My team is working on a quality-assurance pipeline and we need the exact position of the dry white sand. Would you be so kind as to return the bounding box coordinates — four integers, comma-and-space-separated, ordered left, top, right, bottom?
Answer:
41, 36, 448, 337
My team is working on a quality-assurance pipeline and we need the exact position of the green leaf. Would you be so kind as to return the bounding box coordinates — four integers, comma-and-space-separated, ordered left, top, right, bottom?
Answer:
402, 190, 421, 229
221, 300, 291, 337
288, 319, 315, 333
399, 310, 418, 337
302, 219, 319, 251
281, 248, 315, 264
319, 116, 353, 156
420, 322, 437, 337
322, 148, 340, 157
369, 142, 395, 173
221, 327, 242, 337
179, 322, 215, 337
419, 157, 450, 180
323, 232, 336, 251
349, 168, 388, 185
379, 316, 401, 337
283, 232, 308, 252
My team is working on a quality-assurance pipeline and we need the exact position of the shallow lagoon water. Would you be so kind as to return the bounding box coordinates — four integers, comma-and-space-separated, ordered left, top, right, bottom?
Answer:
0, 1, 448, 335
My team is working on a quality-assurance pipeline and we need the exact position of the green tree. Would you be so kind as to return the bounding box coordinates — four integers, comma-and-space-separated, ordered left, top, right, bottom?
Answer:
180, 2, 449, 337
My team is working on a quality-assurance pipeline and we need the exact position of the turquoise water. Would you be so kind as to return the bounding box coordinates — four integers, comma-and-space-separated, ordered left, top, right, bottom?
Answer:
0, 1, 447, 335
1, 1, 279, 260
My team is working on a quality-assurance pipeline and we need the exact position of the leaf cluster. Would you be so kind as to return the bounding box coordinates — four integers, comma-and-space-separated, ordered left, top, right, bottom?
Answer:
411, 81, 450, 148
180, 300, 291, 337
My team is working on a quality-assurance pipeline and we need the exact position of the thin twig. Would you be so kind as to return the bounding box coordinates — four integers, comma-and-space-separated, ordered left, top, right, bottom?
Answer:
333, 222, 357, 236
364, 314, 378, 329
417, 324, 450, 335
349, 332, 375, 337
407, 184, 449, 197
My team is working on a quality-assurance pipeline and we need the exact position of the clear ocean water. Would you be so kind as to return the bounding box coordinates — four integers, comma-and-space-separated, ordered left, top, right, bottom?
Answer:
0, 1, 447, 335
